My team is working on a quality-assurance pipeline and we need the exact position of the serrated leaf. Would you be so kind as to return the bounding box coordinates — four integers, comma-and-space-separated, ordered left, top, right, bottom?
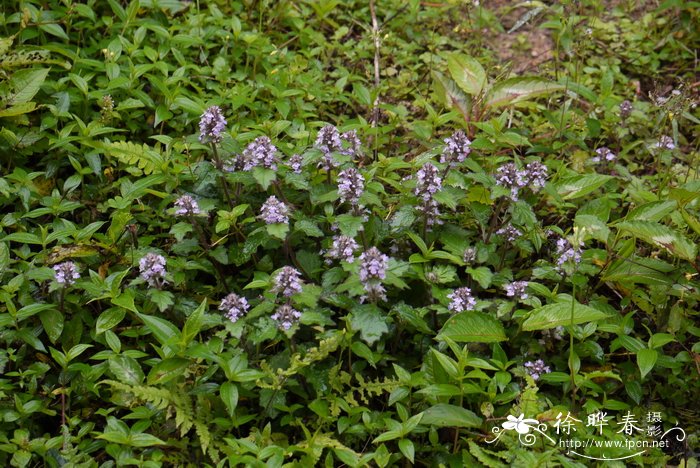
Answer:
350, 304, 388, 345
556, 174, 613, 200
637, 349, 657, 379
445, 53, 487, 96
437, 311, 506, 343
616, 220, 697, 261
486, 77, 564, 108
522, 300, 609, 331
421, 404, 482, 427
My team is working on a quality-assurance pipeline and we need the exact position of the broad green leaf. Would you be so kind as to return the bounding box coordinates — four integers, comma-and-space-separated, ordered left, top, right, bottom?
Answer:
251, 167, 276, 190
399, 439, 415, 463
522, 300, 609, 331
445, 53, 487, 96
111, 289, 138, 313
39, 309, 63, 344
266, 222, 289, 240
0, 102, 37, 117
147, 357, 190, 385
109, 355, 144, 385
556, 174, 613, 200
220, 382, 239, 416
350, 304, 388, 345
137, 312, 182, 347
485, 77, 564, 108
6, 68, 49, 105
181, 299, 207, 346
437, 311, 506, 343
602, 256, 675, 286
432, 71, 471, 120
616, 221, 697, 261
637, 349, 657, 379
129, 433, 166, 447
421, 404, 482, 428
625, 200, 677, 222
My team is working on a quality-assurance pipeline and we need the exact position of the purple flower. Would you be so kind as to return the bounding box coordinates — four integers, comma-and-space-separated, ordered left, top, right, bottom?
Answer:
287, 154, 303, 174
414, 163, 442, 201
524, 359, 551, 381
337, 167, 364, 206
241, 136, 279, 171
655, 135, 675, 150
325, 235, 359, 263
447, 287, 477, 313
139, 253, 167, 288
341, 130, 362, 157
174, 195, 201, 216
271, 266, 303, 297
504, 281, 529, 301
271, 304, 302, 330
359, 247, 390, 302
315, 125, 343, 155
555, 237, 582, 270
440, 130, 472, 166
199, 106, 227, 144
619, 100, 632, 119
53, 261, 80, 286
592, 147, 616, 163
259, 196, 290, 224
524, 161, 548, 190
417, 198, 443, 228
495, 162, 527, 201
496, 224, 522, 242
219, 293, 249, 323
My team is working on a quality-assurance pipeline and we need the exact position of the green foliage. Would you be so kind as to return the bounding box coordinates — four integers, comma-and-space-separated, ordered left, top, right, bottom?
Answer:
0, 0, 698, 466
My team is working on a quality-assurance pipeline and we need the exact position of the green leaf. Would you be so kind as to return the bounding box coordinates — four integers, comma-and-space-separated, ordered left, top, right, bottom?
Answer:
556, 174, 613, 200
39, 309, 63, 344
111, 289, 138, 313
398, 439, 415, 463
335, 214, 364, 237
266, 222, 289, 240
626, 201, 677, 222
39, 23, 69, 40
295, 219, 324, 237
147, 357, 190, 385
437, 311, 506, 343
432, 71, 471, 120
616, 221, 697, 261
251, 167, 276, 190
637, 349, 657, 379
220, 382, 239, 416
181, 299, 207, 346
109, 355, 144, 385
466, 267, 493, 288
137, 312, 182, 348
6, 68, 49, 105
485, 77, 564, 109
128, 433, 166, 447
350, 304, 388, 345
445, 53, 487, 95
421, 404, 482, 428
522, 300, 609, 331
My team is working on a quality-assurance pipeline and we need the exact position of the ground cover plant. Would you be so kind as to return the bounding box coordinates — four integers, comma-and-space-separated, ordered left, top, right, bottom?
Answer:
0, 0, 699, 466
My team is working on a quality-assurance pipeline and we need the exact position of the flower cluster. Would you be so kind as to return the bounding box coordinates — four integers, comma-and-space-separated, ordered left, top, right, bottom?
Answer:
554, 237, 582, 270
53, 261, 80, 286
241, 136, 279, 171
337, 167, 364, 206
287, 154, 303, 174
174, 195, 201, 216
359, 247, 389, 302
139, 253, 167, 288
341, 129, 362, 157
219, 293, 249, 323
415, 163, 443, 227
272, 304, 302, 330
495, 161, 548, 200
198, 105, 227, 144
592, 147, 616, 163
524, 359, 551, 381
440, 130, 471, 166
504, 281, 529, 301
496, 224, 522, 242
447, 287, 477, 313
539, 326, 565, 346
315, 125, 362, 170
324, 235, 359, 264
463, 247, 476, 264
315, 125, 344, 155
272, 266, 303, 297
655, 135, 675, 150
259, 196, 289, 224
619, 100, 633, 119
